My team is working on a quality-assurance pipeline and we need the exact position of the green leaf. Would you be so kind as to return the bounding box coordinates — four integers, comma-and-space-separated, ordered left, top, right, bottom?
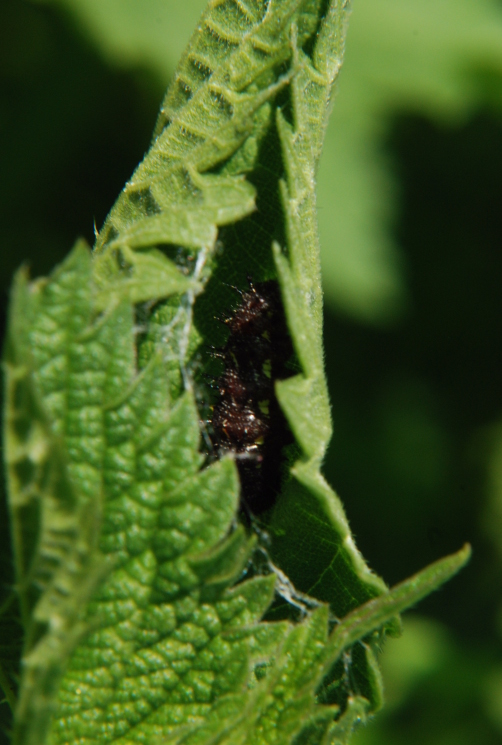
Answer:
3, 2, 473, 744
91, 0, 323, 291
93, 245, 195, 308
4, 241, 282, 745
89, 5, 393, 706
325, 544, 471, 665
3, 243, 111, 745
34, 0, 502, 321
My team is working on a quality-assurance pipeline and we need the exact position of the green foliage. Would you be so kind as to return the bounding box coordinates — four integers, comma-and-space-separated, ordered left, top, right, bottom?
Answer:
32, 0, 502, 321
317, 0, 502, 320
2, 240, 470, 745
2, 2, 472, 744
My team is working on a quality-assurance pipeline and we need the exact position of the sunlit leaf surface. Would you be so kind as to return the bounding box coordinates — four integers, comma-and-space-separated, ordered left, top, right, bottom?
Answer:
3, 3, 471, 745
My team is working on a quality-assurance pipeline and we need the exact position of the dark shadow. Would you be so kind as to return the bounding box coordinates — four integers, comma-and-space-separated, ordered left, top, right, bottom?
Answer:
322, 110, 502, 644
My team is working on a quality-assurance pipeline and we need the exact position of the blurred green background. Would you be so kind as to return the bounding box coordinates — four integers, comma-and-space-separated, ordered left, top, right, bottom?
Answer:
1, 0, 502, 743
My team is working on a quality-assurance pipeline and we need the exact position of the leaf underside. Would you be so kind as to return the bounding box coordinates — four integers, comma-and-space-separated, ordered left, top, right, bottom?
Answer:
2, 2, 471, 745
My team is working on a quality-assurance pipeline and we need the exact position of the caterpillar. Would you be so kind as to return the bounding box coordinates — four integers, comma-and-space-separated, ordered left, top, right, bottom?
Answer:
209, 279, 294, 515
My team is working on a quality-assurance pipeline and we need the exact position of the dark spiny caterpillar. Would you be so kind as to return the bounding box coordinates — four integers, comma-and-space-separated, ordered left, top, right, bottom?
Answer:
209, 279, 294, 515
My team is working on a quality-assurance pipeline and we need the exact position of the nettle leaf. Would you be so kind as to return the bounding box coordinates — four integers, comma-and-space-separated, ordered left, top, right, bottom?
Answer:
36, 0, 502, 321
3, 246, 110, 745
3, 2, 471, 745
